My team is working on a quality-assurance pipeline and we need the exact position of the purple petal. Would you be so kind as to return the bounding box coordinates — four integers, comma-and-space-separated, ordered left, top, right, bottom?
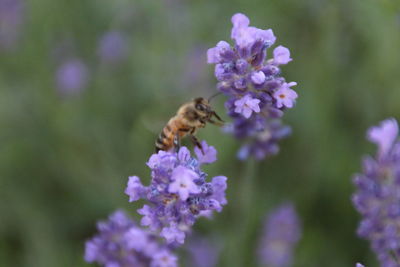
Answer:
367, 118, 398, 157
273, 45, 292, 65
251, 71, 266, 85
194, 141, 217, 164
125, 176, 145, 202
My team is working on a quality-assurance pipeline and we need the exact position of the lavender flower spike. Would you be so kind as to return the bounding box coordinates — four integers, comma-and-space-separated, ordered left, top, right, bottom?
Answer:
258, 203, 301, 267
356, 263, 365, 267
0, 0, 25, 50
84, 210, 177, 267
208, 13, 298, 160
97, 31, 128, 64
56, 58, 89, 97
186, 237, 220, 267
125, 142, 228, 245
352, 118, 400, 267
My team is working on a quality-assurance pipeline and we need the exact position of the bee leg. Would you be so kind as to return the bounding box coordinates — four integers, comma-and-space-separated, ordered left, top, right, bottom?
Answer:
173, 134, 181, 152
212, 111, 224, 123
190, 135, 204, 154
198, 119, 206, 128
189, 127, 197, 135
208, 118, 224, 127
175, 127, 193, 152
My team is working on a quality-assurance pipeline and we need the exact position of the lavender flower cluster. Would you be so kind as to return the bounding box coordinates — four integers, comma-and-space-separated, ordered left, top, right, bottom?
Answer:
186, 236, 220, 267
85, 210, 177, 267
125, 141, 228, 245
258, 203, 301, 267
352, 118, 400, 267
56, 59, 89, 97
55, 31, 128, 97
84, 13, 303, 267
0, 0, 24, 50
207, 13, 297, 160
97, 31, 128, 64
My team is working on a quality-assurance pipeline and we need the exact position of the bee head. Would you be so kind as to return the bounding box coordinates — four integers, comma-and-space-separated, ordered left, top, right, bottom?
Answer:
193, 97, 212, 115
187, 96, 224, 125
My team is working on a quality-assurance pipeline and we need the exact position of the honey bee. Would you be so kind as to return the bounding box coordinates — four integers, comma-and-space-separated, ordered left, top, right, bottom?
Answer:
155, 97, 224, 153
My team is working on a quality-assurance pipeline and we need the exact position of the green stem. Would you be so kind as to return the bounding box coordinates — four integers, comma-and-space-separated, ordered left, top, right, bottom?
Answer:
390, 250, 400, 265
227, 159, 257, 267
239, 159, 257, 220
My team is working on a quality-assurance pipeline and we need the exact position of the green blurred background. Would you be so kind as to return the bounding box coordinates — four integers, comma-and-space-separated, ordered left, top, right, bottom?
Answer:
1, 0, 400, 266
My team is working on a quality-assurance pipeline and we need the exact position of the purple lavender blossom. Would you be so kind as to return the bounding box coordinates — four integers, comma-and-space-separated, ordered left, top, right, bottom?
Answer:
97, 31, 128, 64
84, 210, 177, 267
231, 119, 292, 161
356, 263, 365, 267
258, 203, 301, 267
56, 58, 89, 96
194, 140, 217, 164
0, 0, 24, 50
273, 82, 298, 109
251, 71, 266, 85
207, 13, 298, 160
169, 166, 200, 201
234, 94, 261, 119
352, 118, 400, 267
273, 46, 292, 65
125, 142, 228, 245
367, 118, 398, 158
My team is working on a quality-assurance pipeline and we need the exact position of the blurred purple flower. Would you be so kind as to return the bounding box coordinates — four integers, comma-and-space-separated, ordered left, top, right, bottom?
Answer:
84, 210, 177, 267
160, 224, 186, 244
97, 31, 128, 64
0, 0, 24, 50
258, 203, 301, 267
352, 118, 400, 267
151, 250, 178, 267
207, 13, 298, 160
181, 46, 211, 92
56, 59, 89, 96
356, 263, 365, 267
125, 142, 228, 245
187, 237, 220, 267
367, 118, 398, 158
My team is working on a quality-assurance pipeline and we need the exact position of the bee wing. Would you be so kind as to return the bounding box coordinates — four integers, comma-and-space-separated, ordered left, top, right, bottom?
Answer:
139, 114, 166, 134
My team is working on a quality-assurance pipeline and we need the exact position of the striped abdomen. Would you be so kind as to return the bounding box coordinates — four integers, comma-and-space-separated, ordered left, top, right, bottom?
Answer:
155, 117, 188, 152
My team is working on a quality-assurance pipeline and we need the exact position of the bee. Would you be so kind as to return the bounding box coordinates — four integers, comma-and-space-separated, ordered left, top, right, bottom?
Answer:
155, 96, 224, 153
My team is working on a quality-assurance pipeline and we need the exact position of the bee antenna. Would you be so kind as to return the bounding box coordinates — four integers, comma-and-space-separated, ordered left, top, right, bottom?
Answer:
208, 92, 222, 102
